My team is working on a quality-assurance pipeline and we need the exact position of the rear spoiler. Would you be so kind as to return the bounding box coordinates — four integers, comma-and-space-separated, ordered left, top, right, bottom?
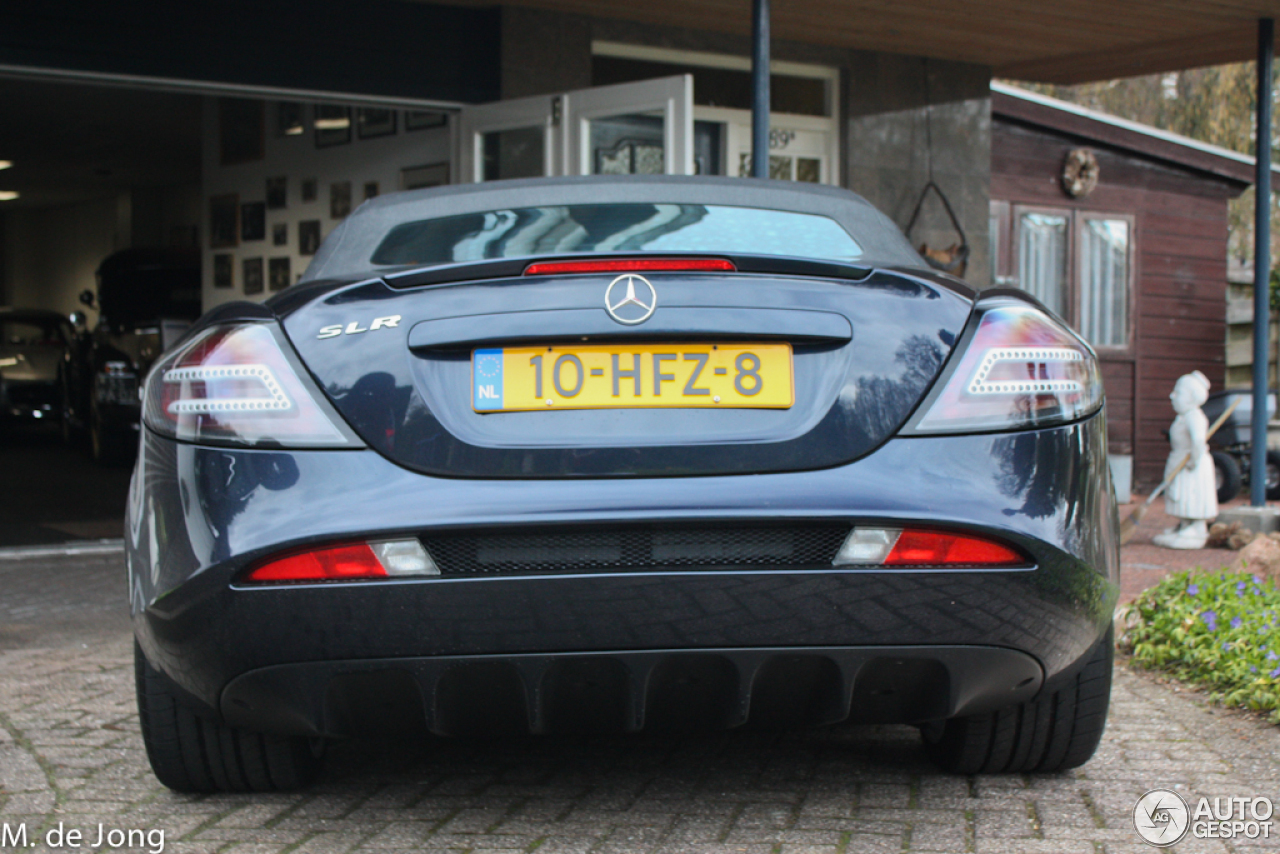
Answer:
383, 253, 874, 290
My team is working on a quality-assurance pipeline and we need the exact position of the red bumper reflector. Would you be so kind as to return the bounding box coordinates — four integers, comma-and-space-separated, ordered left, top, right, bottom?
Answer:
523, 258, 736, 275
884, 530, 1025, 567
245, 544, 387, 582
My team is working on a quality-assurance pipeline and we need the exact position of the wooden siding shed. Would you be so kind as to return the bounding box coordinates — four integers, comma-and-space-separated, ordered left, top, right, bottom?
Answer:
990, 84, 1280, 491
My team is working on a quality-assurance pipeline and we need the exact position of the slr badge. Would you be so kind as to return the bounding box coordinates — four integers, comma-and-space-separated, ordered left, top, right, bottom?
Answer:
605, 274, 657, 325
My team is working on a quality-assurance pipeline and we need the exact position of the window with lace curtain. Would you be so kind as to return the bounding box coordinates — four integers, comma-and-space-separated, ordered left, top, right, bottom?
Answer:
991, 203, 1133, 350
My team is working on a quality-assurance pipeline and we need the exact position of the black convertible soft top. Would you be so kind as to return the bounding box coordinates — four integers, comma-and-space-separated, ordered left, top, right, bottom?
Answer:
301, 175, 926, 282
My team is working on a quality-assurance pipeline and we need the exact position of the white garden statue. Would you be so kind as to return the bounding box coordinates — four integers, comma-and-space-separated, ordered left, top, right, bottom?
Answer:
1153, 370, 1217, 550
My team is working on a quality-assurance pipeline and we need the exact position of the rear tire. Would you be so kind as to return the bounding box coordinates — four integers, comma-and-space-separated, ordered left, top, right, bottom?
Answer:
1213, 450, 1243, 504
922, 625, 1112, 774
134, 641, 321, 792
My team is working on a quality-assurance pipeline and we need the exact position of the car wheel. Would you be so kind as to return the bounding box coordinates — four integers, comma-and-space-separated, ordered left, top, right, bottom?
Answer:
134, 641, 322, 793
1213, 450, 1243, 504
1266, 451, 1280, 501
921, 624, 1112, 774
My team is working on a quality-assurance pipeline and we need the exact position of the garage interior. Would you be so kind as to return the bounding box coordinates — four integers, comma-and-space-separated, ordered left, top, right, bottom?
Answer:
0, 1, 1276, 547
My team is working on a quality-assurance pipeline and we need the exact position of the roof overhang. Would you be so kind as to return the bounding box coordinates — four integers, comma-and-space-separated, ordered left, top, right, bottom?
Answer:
449, 0, 1280, 84
992, 83, 1280, 191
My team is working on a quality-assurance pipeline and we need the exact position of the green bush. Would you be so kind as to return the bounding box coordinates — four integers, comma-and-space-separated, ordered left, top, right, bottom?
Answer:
1124, 569, 1280, 722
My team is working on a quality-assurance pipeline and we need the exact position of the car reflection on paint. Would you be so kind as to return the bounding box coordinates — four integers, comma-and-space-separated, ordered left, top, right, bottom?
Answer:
126, 176, 1118, 792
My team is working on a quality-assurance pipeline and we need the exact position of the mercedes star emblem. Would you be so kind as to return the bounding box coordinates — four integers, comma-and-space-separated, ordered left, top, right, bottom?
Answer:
604, 273, 657, 325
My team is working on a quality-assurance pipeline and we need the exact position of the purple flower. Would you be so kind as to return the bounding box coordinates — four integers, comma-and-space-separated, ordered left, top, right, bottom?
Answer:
1268, 652, 1278, 662
1237, 581, 1248, 596
1252, 666, 1260, 673
1271, 667, 1280, 679
1187, 584, 1200, 595
1232, 617, 1244, 629
1224, 642, 1233, 651
1203, 611, 1218, 631
1253, 588, 1263, 596
1255, 574, 1265, 584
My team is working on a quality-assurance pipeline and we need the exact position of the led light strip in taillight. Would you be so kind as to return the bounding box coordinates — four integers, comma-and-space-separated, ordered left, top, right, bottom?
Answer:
163, 364, 291, 414
523, 258, 736, 275
833, 527, 1028, 568
968, 347, 1086, 396
243, 539, 438, 583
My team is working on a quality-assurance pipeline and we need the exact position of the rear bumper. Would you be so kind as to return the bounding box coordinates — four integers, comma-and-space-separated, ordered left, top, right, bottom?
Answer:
222, 645, 1044, 737
127, 412, 1119, 730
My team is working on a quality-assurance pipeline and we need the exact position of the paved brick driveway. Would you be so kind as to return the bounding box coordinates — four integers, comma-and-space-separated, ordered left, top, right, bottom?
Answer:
2, 551, 1280, 854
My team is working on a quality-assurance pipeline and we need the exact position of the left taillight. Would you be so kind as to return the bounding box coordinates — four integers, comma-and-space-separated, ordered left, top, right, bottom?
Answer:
141, 322, 362, 448
243, 539, 438, 583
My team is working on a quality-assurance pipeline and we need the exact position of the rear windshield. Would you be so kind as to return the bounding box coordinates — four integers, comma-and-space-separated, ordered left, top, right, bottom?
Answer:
370, 203, 863, 266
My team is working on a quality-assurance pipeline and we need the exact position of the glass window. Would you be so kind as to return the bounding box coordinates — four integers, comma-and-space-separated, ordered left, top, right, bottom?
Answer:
1017, 212, 1068, 316
592, 56, 829, 117
370, 203, 863, 266
1079, 217, 1129, 347
481, 127, 544, 181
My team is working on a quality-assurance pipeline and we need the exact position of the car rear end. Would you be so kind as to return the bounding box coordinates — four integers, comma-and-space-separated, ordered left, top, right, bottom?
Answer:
126, 177, 1118, 789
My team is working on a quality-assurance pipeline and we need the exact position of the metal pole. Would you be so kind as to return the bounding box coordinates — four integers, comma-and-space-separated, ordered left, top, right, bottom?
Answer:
751, 0, 770, 178
1252, 18, 1275, 506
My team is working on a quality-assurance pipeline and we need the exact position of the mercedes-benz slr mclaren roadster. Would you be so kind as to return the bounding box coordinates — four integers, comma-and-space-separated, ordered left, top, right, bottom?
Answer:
128, 176, 1118, 792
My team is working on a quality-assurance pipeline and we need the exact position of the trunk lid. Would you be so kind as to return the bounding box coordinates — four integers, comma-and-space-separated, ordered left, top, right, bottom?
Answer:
282, 264, 971, 478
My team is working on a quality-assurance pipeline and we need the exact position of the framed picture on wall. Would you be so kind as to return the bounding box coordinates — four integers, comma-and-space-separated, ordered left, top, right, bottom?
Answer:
266, 176, 287, 209
357, 108, 397, 139
219, 98, 265, 165
330, 182, 352, 219
301, 178, 318, 203
299, 220, 322, 255
314, 105, 352, 148
405, 110, 448, 131
401, 162, 449, 190
243, 257, 264, 296
277, 102, 305, 137
213, 254, 234, 289
209, 194, 239, 249
269, 257, 292, 291
272, 223, 288, 246
241, 202, 266, 241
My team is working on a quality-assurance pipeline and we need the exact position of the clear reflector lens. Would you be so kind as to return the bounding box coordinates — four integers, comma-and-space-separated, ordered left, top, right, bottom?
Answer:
142, 323, 357, 448
833, 528, 902, 565
371, 540, 439, 576
911, 304, 1103, 433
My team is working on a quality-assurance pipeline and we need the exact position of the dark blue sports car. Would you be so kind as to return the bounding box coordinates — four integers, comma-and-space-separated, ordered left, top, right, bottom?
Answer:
127, 176, 1118, 792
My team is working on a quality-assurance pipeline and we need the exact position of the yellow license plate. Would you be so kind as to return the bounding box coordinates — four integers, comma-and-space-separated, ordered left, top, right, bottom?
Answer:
472, 343, 793, 412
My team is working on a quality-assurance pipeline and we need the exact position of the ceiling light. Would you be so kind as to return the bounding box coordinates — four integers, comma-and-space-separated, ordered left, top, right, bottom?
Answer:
0, 161, 11, 170
0, 191, 19, 201
314, 117, 350, 130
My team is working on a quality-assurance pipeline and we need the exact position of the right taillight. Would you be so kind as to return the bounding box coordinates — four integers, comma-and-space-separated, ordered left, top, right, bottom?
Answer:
905, 300, 1103, 434
833, 526, 1028, 568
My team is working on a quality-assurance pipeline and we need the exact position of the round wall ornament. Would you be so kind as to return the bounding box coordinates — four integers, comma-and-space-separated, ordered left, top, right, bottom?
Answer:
1062, 148, 1100, 198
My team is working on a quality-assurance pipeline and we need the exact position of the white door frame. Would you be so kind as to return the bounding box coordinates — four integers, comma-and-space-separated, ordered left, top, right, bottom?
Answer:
457, 93, 566, 183
566, 75, 694, 176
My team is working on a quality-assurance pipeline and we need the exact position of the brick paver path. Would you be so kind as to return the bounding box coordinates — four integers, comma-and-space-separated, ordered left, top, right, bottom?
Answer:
2, 553, 1280, 853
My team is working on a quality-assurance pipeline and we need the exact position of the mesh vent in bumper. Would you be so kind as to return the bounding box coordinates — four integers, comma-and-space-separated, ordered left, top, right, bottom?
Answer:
423, 524, 850, 575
